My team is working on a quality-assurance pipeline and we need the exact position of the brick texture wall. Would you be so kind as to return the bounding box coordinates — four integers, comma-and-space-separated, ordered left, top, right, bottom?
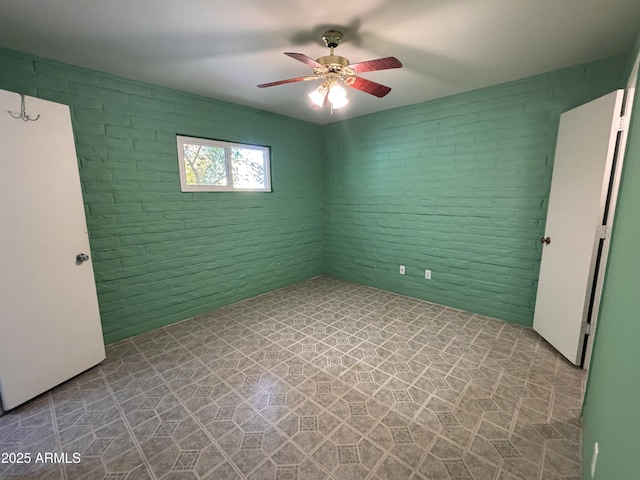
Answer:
322, 56, 625, 325
0, 49, 324, 343
0, 48, 626, 339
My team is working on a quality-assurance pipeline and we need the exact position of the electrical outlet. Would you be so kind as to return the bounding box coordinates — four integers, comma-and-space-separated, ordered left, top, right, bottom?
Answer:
424, 269, 431, 280
399, 265, 405, 275
591, 442, 599, 478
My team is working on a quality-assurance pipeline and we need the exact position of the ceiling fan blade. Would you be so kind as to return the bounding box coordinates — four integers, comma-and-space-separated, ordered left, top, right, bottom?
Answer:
257, 76, 314, 88
349, 56, 402, 73
284, 52, 322, 68
349, 76, 392, 98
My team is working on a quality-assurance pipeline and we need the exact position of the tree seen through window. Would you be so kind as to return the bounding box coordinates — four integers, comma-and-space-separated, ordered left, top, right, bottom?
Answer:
177, 136, 270, 192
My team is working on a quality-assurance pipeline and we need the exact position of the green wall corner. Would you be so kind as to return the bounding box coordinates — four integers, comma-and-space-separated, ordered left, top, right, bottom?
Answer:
0, 47, 630, 342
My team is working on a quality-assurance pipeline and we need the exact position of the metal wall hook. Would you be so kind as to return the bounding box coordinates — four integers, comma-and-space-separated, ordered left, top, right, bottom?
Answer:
7, 93, 40, 122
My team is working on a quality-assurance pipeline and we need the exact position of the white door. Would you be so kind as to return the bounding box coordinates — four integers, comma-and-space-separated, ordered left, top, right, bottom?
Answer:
533, 90, 624, 365
0, 90, 105, 410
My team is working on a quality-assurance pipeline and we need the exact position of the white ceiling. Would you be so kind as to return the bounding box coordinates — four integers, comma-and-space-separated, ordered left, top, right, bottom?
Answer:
0, 0, 638, 125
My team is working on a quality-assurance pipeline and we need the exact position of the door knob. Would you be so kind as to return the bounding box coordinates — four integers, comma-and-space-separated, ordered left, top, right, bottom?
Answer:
540, 237, 551, 245
76, 253, 90, 263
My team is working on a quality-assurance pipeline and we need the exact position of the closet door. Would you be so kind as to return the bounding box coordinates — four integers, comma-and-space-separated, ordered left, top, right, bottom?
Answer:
533, 90, 624, 365
0, 90, 105, 410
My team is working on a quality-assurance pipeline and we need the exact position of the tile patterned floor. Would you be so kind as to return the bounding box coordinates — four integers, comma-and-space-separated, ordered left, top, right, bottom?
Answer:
0, 276, 585, 480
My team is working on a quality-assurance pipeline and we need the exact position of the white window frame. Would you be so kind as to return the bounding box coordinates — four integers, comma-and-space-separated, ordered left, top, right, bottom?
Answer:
176, 135, 271, 192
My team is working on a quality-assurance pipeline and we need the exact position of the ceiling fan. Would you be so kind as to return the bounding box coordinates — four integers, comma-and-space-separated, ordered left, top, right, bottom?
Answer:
257, 30, 402, 110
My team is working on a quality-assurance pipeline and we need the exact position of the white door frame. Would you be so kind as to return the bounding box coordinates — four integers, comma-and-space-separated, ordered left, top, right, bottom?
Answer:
582, 52, 639, 370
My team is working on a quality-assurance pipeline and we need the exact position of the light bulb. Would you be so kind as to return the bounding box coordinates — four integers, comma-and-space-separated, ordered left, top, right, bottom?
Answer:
328, 83, 348, 109
329, 95, 349, 109
308, 84, 328, 107
328, 83, 346, 100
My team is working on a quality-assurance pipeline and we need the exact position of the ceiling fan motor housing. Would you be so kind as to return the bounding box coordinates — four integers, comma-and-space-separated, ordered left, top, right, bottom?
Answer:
317, 55, 349, 68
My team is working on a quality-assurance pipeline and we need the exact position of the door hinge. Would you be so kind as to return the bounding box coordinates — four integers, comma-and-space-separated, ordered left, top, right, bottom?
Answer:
582, 322, 592, 336
617, 116, 627, 132
599, 225, 612, 240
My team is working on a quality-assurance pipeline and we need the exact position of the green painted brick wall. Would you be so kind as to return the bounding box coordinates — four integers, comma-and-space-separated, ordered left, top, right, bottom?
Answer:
0, 46, 628, 342
0, 48, 324, 343
322, 56, 626, 325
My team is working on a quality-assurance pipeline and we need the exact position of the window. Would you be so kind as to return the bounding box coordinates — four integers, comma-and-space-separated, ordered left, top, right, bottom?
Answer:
176, 135, 271, 192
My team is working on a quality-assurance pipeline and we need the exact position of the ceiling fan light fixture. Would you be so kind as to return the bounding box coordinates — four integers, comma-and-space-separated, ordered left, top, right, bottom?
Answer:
308, 84, 328, 107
